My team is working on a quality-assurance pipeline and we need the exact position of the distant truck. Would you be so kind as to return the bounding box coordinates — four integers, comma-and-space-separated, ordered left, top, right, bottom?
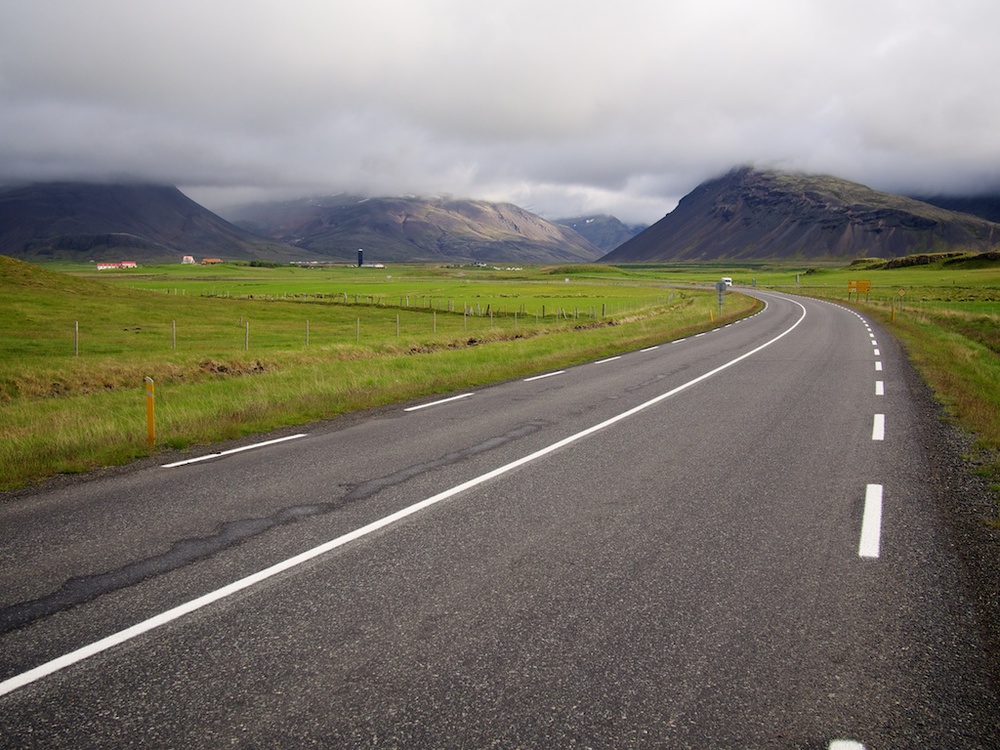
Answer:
721, 277, 733, 286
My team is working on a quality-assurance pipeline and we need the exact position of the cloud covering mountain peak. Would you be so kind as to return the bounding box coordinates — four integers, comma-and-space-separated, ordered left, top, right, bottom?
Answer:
2, 1, 998, 224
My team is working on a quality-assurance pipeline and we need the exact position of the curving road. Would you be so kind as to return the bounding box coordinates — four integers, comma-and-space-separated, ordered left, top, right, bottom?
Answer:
0, 291, 996, 748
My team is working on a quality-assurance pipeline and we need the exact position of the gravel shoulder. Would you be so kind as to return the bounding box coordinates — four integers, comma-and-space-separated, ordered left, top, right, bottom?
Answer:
904, 350, 1000, 696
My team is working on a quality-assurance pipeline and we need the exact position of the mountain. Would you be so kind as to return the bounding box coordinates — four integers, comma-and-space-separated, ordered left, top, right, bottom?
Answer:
912, 194, 1000, 224
552, 214, 646, 253
0, 182, 305, 263
225, 195, 604, 264
601, 167, 1000, 263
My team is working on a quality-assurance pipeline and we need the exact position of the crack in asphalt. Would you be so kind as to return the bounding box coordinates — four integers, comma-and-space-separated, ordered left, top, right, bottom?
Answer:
0, 421, 547, 634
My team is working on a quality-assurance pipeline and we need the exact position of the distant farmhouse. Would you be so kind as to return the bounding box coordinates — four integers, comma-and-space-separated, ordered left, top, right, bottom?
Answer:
96, 261, 137, 270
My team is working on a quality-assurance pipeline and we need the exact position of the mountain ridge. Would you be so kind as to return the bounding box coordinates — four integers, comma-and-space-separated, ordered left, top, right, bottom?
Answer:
0, 182, 303, 263
601, 167, 1000, 263
0, 184, 605, 266
5, 173, 999, 267
224, 194, 604, 264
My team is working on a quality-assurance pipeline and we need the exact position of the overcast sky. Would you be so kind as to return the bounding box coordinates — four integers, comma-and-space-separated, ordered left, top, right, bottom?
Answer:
1, 1, 998, 224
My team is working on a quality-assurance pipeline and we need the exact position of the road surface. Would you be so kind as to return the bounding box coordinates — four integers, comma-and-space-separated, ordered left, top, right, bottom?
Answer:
0, 291, 996, 748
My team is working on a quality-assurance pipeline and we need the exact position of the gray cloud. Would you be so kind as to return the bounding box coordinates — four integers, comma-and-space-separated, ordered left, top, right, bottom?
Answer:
2, 0, 998, 224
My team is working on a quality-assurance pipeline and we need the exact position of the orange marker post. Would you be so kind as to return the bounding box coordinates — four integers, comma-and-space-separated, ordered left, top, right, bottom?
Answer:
145, 377, 155, 447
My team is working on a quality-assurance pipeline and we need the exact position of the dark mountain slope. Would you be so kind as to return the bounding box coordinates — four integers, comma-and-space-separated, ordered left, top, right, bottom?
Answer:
226, 195, 603, 264
913, 194, 1000, 224
601, 167, 1000, 263
0, 182, 304, 263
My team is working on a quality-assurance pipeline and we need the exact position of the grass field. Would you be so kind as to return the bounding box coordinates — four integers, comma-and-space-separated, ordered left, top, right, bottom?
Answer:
2, 254, 997, 506
0, 257, 759, 490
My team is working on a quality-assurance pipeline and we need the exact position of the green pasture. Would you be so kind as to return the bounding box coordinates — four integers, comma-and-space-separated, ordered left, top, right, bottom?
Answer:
66, 261, 692, 320
4, 262, 707, 375
1, 257, 758, 490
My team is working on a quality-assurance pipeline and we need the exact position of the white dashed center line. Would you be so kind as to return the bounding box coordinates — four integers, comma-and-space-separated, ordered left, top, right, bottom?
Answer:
859, 484, 884, 558
830, 740, 867, 750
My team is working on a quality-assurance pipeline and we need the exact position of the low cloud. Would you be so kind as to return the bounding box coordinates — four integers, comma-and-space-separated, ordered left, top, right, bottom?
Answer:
2, 0, 998, 224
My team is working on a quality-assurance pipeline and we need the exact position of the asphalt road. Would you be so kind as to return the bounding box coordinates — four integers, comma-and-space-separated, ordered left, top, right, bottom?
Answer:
0, 291, 996, 748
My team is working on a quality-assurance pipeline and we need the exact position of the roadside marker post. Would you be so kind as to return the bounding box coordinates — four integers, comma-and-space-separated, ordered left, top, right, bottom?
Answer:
144, 377, 155, 447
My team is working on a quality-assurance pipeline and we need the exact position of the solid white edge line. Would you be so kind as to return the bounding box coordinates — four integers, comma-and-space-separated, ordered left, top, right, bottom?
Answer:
872, 414, 885, 441
523, 371, 565, 382
1, 296, 809, 697
403, 393, 474, 411
162, 434, 307, 468
859, 484, 884, 558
